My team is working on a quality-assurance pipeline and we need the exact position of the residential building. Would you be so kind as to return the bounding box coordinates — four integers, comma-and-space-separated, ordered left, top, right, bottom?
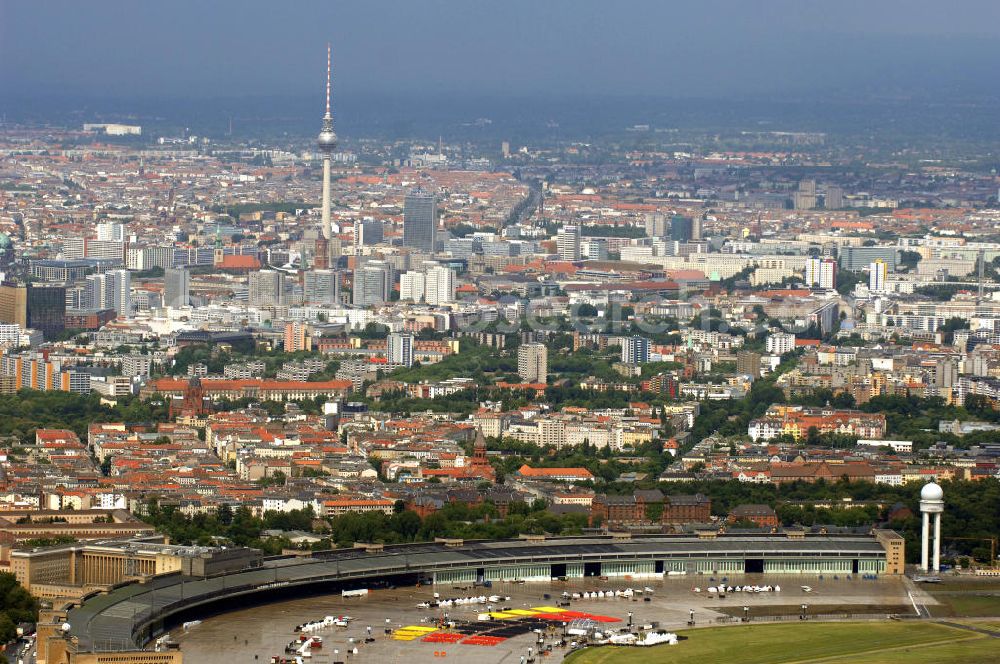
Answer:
518, 343, 548, 383
387, 332, 414, 367
557, 225, 581, 261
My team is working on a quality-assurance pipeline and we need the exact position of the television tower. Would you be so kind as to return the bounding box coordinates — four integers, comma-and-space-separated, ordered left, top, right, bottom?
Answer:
315, 43, 338, 269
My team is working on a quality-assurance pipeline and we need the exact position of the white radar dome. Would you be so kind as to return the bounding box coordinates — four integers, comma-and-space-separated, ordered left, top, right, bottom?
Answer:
920, 482, 943, 501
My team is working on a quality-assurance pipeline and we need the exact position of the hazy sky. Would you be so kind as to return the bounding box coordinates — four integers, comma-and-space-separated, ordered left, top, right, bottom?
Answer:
3, 0, 1000, 101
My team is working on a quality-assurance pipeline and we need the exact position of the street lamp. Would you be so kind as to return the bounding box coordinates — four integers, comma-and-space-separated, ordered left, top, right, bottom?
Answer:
800, 604, 808, 621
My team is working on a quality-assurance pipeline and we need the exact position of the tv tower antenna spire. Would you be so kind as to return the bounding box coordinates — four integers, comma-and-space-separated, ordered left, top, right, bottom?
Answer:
315, 43, 338, 266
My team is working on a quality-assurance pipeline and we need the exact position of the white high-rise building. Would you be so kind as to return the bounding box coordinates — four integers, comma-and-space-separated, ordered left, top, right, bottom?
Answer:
400, 271, 425, 303
96, 221, 125, 242
85, 270, 131, 318
556, 225, 581, 261
518, 343, 548, 383
869, 259, 888, 293
424, 264, 455, 305
805, 257, 837, 289
399, 263, 454, 305
387, 332, 414, 367
766, 332, 796, 355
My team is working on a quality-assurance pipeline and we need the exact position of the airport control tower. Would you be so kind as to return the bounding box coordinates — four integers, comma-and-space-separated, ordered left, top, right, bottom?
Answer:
315, 44, 337, 269
919, 481, 944, 572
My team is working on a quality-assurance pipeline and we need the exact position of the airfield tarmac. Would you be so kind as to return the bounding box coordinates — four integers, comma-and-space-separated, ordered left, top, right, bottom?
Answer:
171, 574, 921, 664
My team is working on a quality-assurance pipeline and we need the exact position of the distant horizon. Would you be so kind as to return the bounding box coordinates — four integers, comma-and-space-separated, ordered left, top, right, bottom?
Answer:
5, 91, 1000, 146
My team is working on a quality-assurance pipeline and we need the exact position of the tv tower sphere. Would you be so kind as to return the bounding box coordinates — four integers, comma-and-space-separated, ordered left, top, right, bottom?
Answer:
317, 44, 338, 153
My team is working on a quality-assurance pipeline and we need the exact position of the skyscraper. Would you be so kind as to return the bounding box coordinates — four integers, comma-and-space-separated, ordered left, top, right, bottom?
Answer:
556, 225, 581, 261
304, 269, 341, 305
869, 259, 888, 293
645, 213, 668, 238
387, 332, 414, 367
399, 271, 425, 303
518, 343, 548, 383
164, 267, 190, 308
670, 216, 694, 242
352, 259, 392, 306
27, 284, 66, 339
825, 186, 844, 209
621, 336, 650, 365
316, 44, 338, 270
403, 189, 437, 252
424, 263, 455, 305
84, 271, 130, 319
248, 269, 285, 307
354, 219, 384, 249
805, 257, 837, 289
0, 284, 27, 328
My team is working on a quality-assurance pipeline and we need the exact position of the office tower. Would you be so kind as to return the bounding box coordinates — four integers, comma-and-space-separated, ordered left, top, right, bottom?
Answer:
0, 284, 27, 328
354, 219, 384, 249
304, 269, 341, 305
581, 238, 609, 261
621, 336, 650, 365
399, 271, 425, 303
670, 216, 694, 242
27, 284, 66, 338
402, 195, 435, 251
517, 342, 548, 383
805, 257, 837, 289
164, 268, 190, 308
248, 269, 285, 307
284, 322, 312, 352
424, 264, 454, 305
737, 350, 762, 377
556, 225, 581, 261
387, 332, 414, 367
645, 213, 668, 238
839, 246, 897, 272
316, 44, 338, 269
352, 259, 392, 306
825, 186, 844, 209
403, 189, 437, 252
869, 260, 888, 293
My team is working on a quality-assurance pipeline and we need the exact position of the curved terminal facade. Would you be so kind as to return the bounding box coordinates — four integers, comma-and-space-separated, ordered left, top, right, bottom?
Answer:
39, 532, 903, 663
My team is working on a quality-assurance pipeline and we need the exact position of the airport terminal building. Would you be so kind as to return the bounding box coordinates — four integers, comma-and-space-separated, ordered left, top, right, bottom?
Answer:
32, 531, 904, 663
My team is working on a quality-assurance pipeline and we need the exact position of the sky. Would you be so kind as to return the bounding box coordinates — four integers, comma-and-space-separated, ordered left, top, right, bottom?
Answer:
2, 0, 999, 103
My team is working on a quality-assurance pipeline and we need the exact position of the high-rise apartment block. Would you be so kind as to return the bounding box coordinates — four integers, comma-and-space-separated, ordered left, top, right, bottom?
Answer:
518, 343, 548, 383
556, 225, 581, 261
387, 332, 414, 367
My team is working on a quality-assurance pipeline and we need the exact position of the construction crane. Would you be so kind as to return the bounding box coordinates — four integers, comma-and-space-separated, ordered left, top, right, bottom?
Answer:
942, 536, 997, 567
